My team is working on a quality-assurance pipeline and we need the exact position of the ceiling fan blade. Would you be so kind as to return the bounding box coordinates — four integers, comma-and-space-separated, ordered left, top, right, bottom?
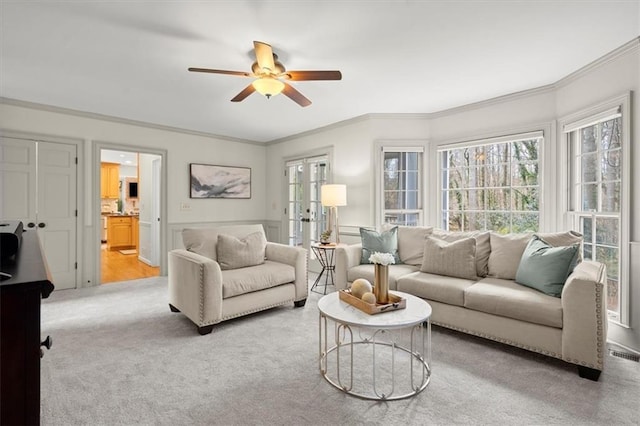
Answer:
253, 41, 276, 73
284, 70, 342, 81
188, 68, 251, 77
282, 82, 311, 107
231, 84, 256, 102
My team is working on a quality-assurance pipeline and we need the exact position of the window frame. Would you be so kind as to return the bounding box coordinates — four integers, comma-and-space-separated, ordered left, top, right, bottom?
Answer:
559, 93, 631, 326
436, 131, 544, 233
375, 141, 427, 228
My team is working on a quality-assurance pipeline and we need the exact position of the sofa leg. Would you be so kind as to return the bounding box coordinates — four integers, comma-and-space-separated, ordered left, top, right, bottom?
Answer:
578, 366, 601, 381
198, 325, 214, 335
169, 303, 180, 313
294, 299, 307, 308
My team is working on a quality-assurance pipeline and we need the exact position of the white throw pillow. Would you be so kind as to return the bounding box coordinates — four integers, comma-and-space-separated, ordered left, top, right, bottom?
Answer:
487, 232, 533, 280
432, 229, 491, 277
420, 236, 477, 280
217, 232, 266, 270
397, 226, 434, 265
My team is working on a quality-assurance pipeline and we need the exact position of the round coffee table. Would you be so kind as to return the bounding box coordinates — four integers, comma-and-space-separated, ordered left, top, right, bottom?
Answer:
318, 291, 432, 400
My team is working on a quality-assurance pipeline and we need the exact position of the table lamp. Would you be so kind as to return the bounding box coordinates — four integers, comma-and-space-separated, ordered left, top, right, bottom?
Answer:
321, 184, 347, 244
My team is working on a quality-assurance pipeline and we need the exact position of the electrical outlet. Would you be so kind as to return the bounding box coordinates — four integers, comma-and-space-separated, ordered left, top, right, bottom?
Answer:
180, 202, 191, 211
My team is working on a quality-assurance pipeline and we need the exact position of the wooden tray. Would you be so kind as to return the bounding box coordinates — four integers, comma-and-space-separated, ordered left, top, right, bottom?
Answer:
339, 290, 406, 315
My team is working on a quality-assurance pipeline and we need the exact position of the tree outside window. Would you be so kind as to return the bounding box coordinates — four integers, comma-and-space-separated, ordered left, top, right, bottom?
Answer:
441, 137, 541, 233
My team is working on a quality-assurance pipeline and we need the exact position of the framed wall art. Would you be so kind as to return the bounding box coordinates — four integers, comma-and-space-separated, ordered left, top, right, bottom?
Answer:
189, 163, 251, 199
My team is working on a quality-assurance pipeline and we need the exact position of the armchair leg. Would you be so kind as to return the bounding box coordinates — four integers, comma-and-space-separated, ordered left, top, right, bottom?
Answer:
198, 325, 214, 335
578, 366, 601, 381
294, 299, 307, 308
169, 304, 180, 313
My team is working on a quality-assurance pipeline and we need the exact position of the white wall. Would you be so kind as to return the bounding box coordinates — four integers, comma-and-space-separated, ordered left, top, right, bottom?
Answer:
0, 102, 267, 286
1, 38, 638, 352
266, 40, 640, 352
554, 42, 640, 353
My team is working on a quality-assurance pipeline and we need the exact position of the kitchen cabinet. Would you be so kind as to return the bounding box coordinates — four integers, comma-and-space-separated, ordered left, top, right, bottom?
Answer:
107, 216, 132, 250
101, 162, 120, 199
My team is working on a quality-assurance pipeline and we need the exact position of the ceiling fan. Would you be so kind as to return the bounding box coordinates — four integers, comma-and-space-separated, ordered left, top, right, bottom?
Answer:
188, 41, 342, 107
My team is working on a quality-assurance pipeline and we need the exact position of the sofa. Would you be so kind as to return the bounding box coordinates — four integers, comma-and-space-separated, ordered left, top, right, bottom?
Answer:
168, 224, 308, 335
335, 226, 607, 380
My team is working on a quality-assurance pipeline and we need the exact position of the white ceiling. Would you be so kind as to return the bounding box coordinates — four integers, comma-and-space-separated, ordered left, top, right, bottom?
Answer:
2, 1, 639, 143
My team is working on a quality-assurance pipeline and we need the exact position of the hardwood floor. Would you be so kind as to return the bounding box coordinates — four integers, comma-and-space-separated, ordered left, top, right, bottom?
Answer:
101, 245, 159, 284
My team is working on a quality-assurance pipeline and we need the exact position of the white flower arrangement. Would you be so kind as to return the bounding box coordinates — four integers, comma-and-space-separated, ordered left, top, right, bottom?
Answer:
368, 252, 396, 266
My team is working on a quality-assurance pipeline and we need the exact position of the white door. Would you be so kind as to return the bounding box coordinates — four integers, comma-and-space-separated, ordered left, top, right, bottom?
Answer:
0, 137, 77, 289
148, 157, 161, 266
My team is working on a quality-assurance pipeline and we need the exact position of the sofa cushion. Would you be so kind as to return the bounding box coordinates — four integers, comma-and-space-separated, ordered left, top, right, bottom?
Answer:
360, 226, 400, 264
432, 229, 491, 277
464, 277, 563, 328
348, 263, 419, 291
536, 230, 583, 266
217, 232, 266, 270
420, 236, 477, 280
222, 260, 295, 298
487, 232, 533, 280
397, 226, 433, 265
515, 235, 580, 297
397, 271, 476, 307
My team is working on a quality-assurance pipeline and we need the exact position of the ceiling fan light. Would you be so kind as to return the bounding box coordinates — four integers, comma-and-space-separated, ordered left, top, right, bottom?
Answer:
252, 77, 285, 98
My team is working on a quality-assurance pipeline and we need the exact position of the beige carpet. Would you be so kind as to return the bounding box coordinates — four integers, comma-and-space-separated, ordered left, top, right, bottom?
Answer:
118, 249, 137, 255
40, 277, 640, 425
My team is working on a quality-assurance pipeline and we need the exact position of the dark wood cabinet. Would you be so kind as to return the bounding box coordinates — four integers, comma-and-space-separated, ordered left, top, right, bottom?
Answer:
1, 230, 54, 426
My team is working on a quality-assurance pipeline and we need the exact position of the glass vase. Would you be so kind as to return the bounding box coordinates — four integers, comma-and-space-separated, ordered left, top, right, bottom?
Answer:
373, 263, 389, 304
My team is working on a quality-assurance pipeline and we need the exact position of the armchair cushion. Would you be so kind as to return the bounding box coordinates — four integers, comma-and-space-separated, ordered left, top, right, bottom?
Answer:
217, 231, 266, 270
222, 261, 295, 298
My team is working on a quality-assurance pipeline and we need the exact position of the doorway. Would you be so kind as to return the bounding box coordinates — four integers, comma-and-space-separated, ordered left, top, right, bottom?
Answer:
99, 148, 161, 284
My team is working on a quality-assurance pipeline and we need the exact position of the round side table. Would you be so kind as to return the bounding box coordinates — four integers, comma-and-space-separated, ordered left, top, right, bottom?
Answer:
318, 291, 432, 400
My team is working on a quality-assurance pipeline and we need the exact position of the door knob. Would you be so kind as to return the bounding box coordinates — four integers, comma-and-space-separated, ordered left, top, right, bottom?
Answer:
27, 222, 36, 228
40, 335, 52, 358
38, 222, 46, 228
41, 335, 53, 350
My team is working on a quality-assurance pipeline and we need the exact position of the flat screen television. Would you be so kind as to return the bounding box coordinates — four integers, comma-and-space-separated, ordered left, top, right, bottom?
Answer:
128, 181, 138, 199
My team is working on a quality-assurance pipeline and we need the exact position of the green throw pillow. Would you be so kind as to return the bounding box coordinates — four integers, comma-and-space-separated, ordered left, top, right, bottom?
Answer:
515, 235, 580, 297
360, 227, 401, 264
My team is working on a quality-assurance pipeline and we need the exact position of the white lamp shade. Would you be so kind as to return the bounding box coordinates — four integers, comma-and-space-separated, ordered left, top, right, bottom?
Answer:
321, 184, 347, 207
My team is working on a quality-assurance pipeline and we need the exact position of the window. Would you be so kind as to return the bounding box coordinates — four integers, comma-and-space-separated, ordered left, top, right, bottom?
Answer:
381, 147, 423, 226
566, 111, 623, 320
439, 133, 542, 233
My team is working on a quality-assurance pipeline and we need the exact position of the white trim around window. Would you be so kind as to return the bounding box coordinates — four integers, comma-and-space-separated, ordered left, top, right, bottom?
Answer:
558, 92, 631, 326
374, 140, 428, 228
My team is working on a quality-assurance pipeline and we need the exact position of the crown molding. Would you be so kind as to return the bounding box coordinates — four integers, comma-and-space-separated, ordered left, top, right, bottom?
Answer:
266, 113, 431, 146
554, 37, 640, 89
425, 84, 557, 119
266, 114, 373, 145
0, 97, 264, 146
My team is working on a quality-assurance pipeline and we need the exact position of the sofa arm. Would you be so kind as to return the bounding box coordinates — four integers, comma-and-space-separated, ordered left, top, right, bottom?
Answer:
168, 249, 223, 327
561, 260, 607, 371
265, 242, 308, 302
334, 243, 363, 290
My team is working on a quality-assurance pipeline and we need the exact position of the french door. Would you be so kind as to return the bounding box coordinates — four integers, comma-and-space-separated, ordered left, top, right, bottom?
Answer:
286, 155, 329, 252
